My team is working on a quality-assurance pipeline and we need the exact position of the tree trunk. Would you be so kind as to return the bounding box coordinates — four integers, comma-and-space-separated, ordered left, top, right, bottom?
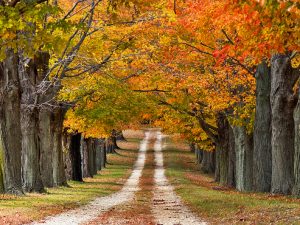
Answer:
194, 144, 198, 158
70, 133, 83, 181
19, 55, 44, 193
227, 126, 236, 188
253, 61, 272, 192
93, 140, 97, 174
0, 51, 23, 195
21, 108, 44, 192
39, 109, 54, 187
232, 126, 253, 192
20, 51, 52, 192
39, 108, 66, 187
82, 138, 90, 177
293, 87, 300, 196
101, 139, 107, 168
87, 138, 96, 177
201, 150, 215, 174
62, 132, 72, 180
106, 138, 114, 154
217, 114, 230, 186
52, 108, 67, 186
216, 113, 235, 187
190, 143, 196, 153
111, 129, 120, 150
214, 147, 220, 182
95, 139, 102, 171
270, 54, 298, 195
195, 145, 203, 164
199, 149, 204, 164
0, 155, 4, 193
216, 143, 229, 185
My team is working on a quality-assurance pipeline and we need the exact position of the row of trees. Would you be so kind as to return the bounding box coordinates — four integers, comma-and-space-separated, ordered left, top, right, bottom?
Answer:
63, 134, 110, 182
191, 54, 299, 195
62, 0, 300, 197
0, 0, 98, 195
144, 0, 300, 196
0, 0, 153, 195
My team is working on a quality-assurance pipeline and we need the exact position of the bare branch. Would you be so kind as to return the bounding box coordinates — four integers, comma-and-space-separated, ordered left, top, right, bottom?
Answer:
178, 42, 213, 56
199, 42, 215, 50
173, 0, 177, 14
87, 16, 157, 36
228, 57, 255, 76
221, 29, 234, 45
120, 69, 146, 81
133, 89, 171, 93
62, 0, 85, 20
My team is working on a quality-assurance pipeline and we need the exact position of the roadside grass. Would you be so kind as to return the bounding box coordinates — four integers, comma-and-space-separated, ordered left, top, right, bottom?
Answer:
0, 139, 141, 225
164, 137, 300, 225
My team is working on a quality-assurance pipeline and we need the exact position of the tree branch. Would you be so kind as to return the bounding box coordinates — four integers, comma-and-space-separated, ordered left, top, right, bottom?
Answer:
228, 57, 255, 76
178, 42, 213, 56
173, 0, 177, 14
120, 69, 146, 81
221, 29, 234, 45
158, 99, 218, 143
134, 89, 171, 93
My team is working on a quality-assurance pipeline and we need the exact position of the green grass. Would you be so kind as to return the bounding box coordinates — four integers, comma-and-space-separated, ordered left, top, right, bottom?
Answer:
0, 146, 139, 224
164, 140, 300, 224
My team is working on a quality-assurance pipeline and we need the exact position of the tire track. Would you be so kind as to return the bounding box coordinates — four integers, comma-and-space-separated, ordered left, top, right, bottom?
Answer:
152, 131, 207, 225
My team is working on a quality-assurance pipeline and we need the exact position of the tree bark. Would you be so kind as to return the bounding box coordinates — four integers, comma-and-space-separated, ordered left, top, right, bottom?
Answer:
19, 54, 44, 193
214, 147, 220, 182
82, 138, 90, 177
253, 61, 272, 192
190, 143, 196, 153
232, 126, 253, 192
195, 145, 203, 165
270, 54, 298, 195
101, 139, 107, 168
87, 138, 97, 177
0, 155, 4, 193
95, 139, 102, 171
106, 138, 114, 154
215, 113, 235, 187
111, 130, 118, 151
39, 109, 54, 187
70, 133, 83, 181
293, 86, 300, 196
0, 51, 23, 195
227, 126, 236, 188
39, 108, 66, 187
216, 114, 230, 186
201, 150, 215, 174
62, 132, 72, 180
21, 107, 44, 192
52, 108, 67, 186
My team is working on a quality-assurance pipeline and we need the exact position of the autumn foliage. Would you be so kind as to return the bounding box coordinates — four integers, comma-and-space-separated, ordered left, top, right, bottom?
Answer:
0, 0, 299, 196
